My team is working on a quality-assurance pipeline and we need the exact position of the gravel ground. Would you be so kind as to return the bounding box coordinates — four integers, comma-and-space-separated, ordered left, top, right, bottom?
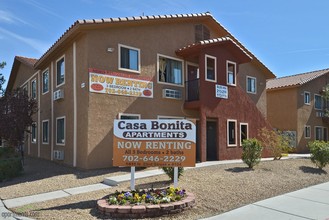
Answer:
1, 157, 329, 220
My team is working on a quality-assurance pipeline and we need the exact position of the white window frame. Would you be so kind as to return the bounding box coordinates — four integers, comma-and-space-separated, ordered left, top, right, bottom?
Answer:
22, 84, 28, 94
227, 61, 237, 86
157, 115, 184, 119
240, 123, 249, 146
315, 126, 323, 141
246, 76, 257, 94
42, 68, 49, 95
56, 116, 65, 145
304, 125, 311, 139
157, 54, 184, 87
42, 120, 49, 144
56, 55, 65, 88
31, 122, 37, 143
227, 119, 237, 147
205, 54, 217, 82
304, 91, 310, 105
31, 78, 37, 99
118, 44, 141, 74
118, 113, 141, 120
314, 94, 323, 110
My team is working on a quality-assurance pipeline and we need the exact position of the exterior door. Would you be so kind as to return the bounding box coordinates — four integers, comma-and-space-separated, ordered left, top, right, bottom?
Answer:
206, 121, 217, 161
187, 64, 199, 101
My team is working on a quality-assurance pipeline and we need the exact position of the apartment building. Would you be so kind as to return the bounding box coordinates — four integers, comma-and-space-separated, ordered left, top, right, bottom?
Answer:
267, 68, 329, 152
6, 13, 275, 169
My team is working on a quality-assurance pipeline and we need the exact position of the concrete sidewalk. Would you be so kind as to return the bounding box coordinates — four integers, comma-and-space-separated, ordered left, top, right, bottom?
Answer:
1, 154, 318, 219
201, 182, 329, 220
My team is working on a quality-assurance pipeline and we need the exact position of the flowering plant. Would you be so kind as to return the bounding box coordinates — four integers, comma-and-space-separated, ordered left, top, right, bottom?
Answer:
108, 186, 186, 205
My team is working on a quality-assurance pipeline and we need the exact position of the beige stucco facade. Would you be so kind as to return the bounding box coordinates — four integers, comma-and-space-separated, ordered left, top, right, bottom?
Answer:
7, 13, 274, 169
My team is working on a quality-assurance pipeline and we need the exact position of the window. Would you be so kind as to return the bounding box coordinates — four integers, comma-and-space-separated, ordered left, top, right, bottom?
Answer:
315, 126, 323, 141
247, 76, 256, 94
119, 113, 140, 120
22, 84, 28, 94
240, 123, 248, 145
227, 61, 236, 86
205, 55, 216, 82
195, 24, 210, 42
42, 69, 49, 94
304, 125, 311, 139
158, 55, 183, 85
324, 127, 328, 141
56, 117, 65, 145
314, 94, 323, 110
31, 123, 37, 143
227, 120, 237, 146
304, 92, 310, 105
119, 44, 140, 73
42, 120, 49, 144
31, 79, 37, 99
56, 56, 65, 86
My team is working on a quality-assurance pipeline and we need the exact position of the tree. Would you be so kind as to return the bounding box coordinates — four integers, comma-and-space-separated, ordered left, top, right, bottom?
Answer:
0, 61, 6, 96
0, 89, 38, 160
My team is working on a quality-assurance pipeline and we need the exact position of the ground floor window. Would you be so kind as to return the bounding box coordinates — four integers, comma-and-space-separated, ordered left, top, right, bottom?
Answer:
227, 120, 237, 146
240, 123, 248, 146
56, 117, 65, 145
31, 123, 37, 143
42, 120, 49, 144
304, 125, 311, 139
314, 126, 328, 141
119, 113, 140, 120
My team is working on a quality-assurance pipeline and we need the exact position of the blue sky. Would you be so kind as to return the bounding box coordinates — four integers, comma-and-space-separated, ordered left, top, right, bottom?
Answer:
1, 0, 329, 89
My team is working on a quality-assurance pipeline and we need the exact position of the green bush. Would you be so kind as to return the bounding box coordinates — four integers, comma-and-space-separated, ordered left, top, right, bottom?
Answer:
308, 141, 329, 170
0, 147, 22, 182
242, 138, 263, 169
161, 167, 184, 181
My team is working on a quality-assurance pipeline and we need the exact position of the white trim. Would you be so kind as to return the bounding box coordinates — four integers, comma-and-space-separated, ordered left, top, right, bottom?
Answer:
118, 44, 141, 74
37, 71, 40, 157
42, 119, 50, 144
157, 53, 184, 87
240, 123, 249, 146
246, 76, 257, 94
73, 41, 77, 167
226, 60, 237, 86
51, 61, 54, 160
205, 54, 217, 82
227, 119, 237, 147
42, 68, 50, 95
304, 125, 311, 139
56, 55, 65, 88
56, 116, 66, 146
157, 115, 184, 119
314, 94, 323, 110
118, 113, 141, 119
31, 78, 37, 99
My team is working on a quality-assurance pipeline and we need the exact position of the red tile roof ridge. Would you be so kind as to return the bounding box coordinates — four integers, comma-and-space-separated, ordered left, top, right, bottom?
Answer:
15, 56, 38, 67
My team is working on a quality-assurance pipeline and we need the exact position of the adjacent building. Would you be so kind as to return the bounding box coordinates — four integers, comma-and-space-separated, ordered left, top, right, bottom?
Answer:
6, 13, 275, 169
267, 69, 329, 152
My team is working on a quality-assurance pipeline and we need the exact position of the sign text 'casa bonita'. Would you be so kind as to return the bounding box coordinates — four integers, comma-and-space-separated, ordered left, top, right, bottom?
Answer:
113, 120, 196, 167
89, 69, 153, 98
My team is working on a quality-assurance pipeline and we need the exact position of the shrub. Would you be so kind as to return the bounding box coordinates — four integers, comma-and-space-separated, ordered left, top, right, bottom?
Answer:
161, 167, 184, 181
308, 141, 329, 170
241, 138, 263, 169
258, 127, 293, 160
0, 147, 22, 182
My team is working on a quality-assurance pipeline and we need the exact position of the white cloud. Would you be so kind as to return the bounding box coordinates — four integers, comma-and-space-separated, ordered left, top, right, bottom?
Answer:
0, 10, 30, 25
24, 0, 63, 20
0, 27, 49, 54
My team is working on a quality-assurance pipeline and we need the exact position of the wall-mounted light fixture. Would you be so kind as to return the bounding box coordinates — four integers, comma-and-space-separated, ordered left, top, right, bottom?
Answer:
107, 48, 114, 53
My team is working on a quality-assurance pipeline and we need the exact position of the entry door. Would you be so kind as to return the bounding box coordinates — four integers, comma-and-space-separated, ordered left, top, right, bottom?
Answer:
206, 121, 217, 161
187, 64, 199, 101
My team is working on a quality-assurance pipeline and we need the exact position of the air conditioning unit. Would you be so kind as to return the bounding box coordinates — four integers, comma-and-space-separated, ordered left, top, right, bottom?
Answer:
53, 150, 64, 160
53, 89, 64, 101
162, 89, 182, 100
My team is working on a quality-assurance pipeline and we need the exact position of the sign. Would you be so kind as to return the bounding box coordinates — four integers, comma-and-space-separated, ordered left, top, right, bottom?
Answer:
89, 71, 153, 98
216, 84, 228, 99
113, 119, 196, 167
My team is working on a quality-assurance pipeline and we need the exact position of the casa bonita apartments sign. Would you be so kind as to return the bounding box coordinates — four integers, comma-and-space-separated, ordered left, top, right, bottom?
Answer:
113, 119, 196, 167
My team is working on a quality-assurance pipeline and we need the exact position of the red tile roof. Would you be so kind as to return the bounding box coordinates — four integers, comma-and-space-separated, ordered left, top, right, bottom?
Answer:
15, 56, 38, 67
266, 68, 329, 90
